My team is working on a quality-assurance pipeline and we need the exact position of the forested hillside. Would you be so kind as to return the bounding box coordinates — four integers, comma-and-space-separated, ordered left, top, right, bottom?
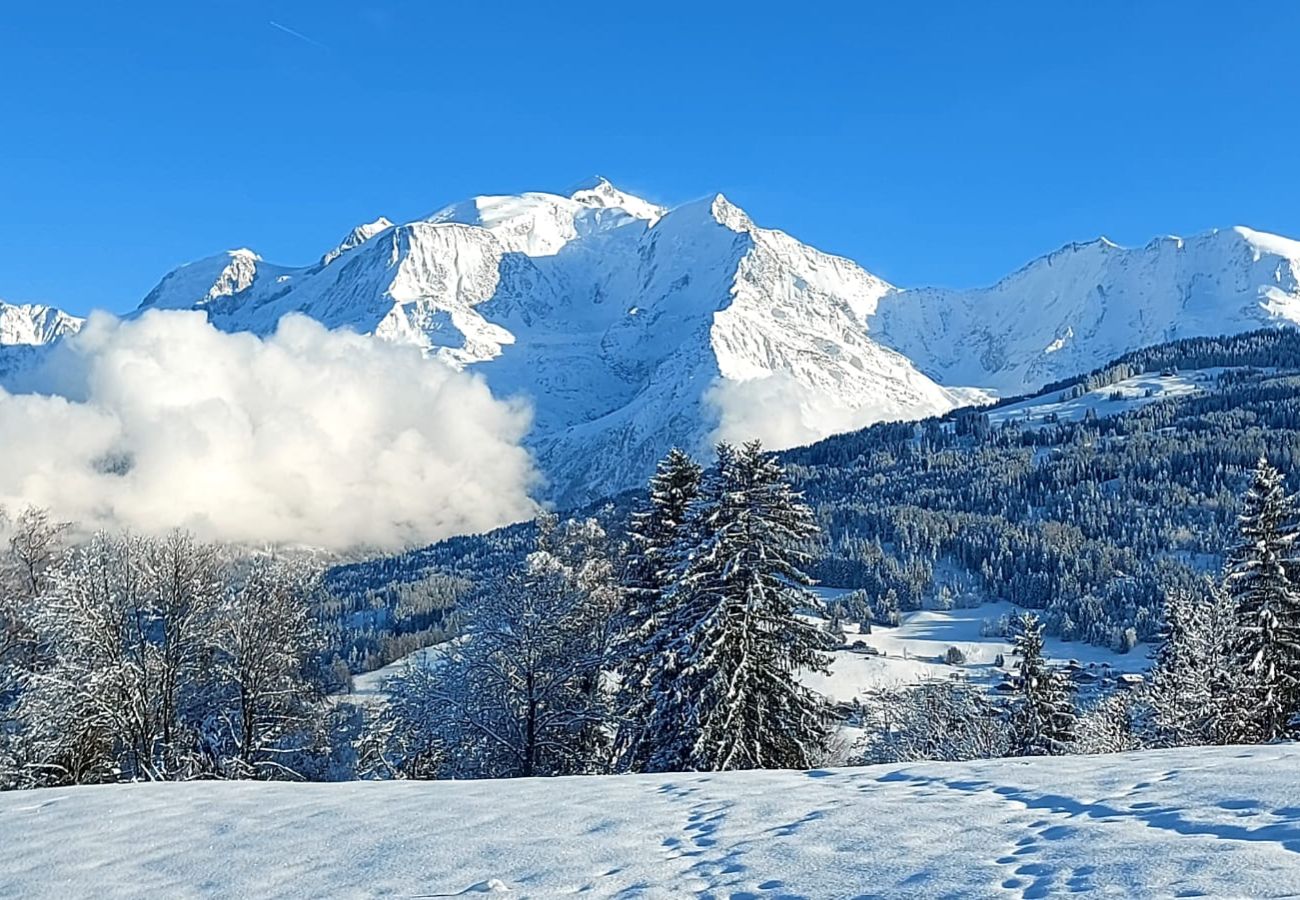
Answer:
327, 328, 1300, 665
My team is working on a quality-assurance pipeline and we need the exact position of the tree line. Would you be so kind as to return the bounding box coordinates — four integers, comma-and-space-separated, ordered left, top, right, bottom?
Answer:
330, 330, 1300, 662
8, 446, 1300, 789
856, 455, 1300, 764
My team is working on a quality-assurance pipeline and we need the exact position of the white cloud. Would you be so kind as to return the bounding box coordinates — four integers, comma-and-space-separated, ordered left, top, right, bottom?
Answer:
0, 311, 539, 551
705, 372, 894, 451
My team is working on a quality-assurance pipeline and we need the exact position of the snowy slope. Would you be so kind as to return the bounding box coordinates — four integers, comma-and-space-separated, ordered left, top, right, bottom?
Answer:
873, 227, 1300, 394
4, 745, 1300, 898
984, 367, 1229, 428
354, 598, 1143, 710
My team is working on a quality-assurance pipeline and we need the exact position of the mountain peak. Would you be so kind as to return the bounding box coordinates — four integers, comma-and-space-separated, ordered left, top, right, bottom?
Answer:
322, 217, 395, 266
566, 175, 613, 194
0, 298, 82, 345
710, 193, 752, 232
139, 247, 266, 311
568, 177, 664, 223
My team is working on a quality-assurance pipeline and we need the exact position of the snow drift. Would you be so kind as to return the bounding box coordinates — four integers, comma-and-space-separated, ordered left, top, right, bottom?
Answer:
0, 311, 538, 550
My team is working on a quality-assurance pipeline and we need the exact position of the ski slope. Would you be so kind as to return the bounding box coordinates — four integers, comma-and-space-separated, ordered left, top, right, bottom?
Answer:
3, 745, 1299, 898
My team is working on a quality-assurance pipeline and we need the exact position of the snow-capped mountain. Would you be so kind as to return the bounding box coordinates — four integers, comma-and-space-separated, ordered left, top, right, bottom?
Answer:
7, 180, 1300, 505
872, 226, 1300, 394
121, 178, 969, 503
0, 300, 82, 346
0, 300, 83, 378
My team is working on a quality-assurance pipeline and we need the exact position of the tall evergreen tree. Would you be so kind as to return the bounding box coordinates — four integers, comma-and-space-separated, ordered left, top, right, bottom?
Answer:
1224, 457, 1300, 741
1009, 613, 1076, 755
636, 440, 832, 773
626, 448, 703, 599
616, 449, 702, 768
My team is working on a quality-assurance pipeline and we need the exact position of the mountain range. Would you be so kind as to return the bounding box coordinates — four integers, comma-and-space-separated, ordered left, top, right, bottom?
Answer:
5, 178, 1300, 504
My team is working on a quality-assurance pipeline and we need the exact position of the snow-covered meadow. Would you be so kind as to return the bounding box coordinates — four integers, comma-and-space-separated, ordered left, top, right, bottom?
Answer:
804, 598, 1144, 706
985, 369, 1225, 428
3, 745, 1299, 898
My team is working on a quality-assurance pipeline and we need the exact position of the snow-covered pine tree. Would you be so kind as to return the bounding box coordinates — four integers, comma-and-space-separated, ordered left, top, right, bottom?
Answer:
1145, 581, 1236, 746
627, 448, 702, 598
1009, 612, 1076, 755
638, 440, 832, 773
1224, 456, 1300, 741
616, 448, 701, 770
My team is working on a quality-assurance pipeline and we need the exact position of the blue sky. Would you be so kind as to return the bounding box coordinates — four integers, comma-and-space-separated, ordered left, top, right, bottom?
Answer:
3, 1, 1299, 315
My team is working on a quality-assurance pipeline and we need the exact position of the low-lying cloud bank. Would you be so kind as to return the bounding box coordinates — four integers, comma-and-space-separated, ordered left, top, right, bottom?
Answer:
706, 372, 895, 451
0, 311, 539, 551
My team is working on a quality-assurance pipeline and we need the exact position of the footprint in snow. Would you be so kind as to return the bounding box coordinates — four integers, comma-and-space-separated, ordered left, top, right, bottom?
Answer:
418, 879, 510, 897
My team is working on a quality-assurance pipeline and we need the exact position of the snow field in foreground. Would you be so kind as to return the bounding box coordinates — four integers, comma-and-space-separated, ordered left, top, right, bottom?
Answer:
2, 745, 1299, 898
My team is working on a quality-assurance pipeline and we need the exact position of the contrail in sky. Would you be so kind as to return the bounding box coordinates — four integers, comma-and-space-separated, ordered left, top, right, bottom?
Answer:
268, 20, 329, 50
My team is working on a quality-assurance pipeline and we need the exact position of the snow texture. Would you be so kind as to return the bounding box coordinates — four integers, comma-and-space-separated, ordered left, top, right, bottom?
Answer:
3, 744, 1300, 898
0, 299, 81, 346
115, 181, 975, 504
984, 369, 1224, 427
874, 227, 1300, 395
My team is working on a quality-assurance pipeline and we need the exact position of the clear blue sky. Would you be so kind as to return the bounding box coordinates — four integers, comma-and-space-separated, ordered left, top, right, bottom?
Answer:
3, 1, 1299, 315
